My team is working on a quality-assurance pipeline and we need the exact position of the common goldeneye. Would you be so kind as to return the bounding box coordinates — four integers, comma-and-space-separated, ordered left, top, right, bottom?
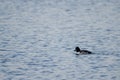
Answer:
74, 47, 92, 55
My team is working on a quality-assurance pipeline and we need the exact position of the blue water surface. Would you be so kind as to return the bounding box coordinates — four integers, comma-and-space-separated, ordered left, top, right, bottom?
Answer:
0, 0, 120, 80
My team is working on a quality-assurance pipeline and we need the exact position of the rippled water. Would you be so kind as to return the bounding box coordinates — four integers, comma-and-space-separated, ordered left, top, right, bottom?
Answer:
0, 0, 120, 80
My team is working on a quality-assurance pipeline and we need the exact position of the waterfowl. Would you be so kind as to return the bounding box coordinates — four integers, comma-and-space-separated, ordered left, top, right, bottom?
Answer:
74, 47, 92, 55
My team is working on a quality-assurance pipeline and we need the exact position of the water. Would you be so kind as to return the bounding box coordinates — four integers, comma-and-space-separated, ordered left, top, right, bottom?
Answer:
0, 0, 120, 80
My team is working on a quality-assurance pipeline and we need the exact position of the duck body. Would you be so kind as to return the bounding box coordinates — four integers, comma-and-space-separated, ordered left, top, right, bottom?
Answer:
74, 47, 92, 55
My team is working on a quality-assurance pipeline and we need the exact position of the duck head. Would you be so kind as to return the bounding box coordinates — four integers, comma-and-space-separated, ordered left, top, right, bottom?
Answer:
74, 47, 81, 52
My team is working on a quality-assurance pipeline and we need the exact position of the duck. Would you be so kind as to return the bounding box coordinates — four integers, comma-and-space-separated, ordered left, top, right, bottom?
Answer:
74, 47, 92, 55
